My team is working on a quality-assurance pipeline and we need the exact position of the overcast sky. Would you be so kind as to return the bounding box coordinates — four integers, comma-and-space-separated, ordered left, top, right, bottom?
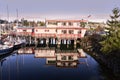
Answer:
0, 0, 120, 22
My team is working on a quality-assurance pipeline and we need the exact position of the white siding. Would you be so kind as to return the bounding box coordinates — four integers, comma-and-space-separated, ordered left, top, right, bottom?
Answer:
74, 30, 78, 34
73, 22, 80, 27
35, 29, 56, 34
27, 29, 32, 32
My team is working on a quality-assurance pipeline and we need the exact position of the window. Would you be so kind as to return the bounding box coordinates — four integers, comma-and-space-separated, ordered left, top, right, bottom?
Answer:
32, 29, 34, 32
68, 22, 73, 26
78, 30, 81, 34
68, 56, 73, 60
48, 22, 57, 25
36, 30, 38, 32
63, 22, 66, 26
61, 30, 67, 34
61, 56, 66, 60
23, 30, 26, 32
56, 29, 57, 32
45, 30, 49, 32
77, 22, 80, 26
69, 30, 74, 34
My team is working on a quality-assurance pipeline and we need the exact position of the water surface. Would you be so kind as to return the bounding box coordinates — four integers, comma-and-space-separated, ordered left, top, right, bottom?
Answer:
0, 47, 113, 80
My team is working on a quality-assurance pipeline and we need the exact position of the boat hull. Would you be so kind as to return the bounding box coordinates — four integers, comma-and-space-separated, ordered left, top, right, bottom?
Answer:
0, 47, 13, 55
13, 43, 25, 50
14, 44, 22, 50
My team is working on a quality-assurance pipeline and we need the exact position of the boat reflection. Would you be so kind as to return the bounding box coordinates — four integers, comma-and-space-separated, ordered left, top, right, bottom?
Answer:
17, 47, 87, 68
0, 55, 7, 66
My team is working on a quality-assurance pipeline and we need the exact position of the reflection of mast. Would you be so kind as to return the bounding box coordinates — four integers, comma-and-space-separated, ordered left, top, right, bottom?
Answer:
0, 62, 2, 80
85, 57, 89, 67
16, 54, 19, 80
7, 57, 10, 80
0, 59, 6, 80
22, 54, 24, 65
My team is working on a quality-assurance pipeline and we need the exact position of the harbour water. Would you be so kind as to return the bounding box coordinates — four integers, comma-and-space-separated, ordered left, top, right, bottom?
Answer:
0, 46, 115, 80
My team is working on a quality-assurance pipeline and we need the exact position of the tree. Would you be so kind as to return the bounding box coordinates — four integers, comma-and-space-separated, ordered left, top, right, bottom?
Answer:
22, 19, 29, 26
37, 21, 45, 26
80, 19, 86, 28
100, 7, 120, 54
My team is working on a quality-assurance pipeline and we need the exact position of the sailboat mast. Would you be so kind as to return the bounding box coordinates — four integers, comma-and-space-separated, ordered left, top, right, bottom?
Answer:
6, 5, 10, 34
16, 9, 19, 41
16, 9, 18, 26
7, 5, 9, 22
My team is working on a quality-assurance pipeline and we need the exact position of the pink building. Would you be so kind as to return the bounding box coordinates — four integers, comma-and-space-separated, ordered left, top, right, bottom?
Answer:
16, 19, 87, 47
17, 19, 87, 38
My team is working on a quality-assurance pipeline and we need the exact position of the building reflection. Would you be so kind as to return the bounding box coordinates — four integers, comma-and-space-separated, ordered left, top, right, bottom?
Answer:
17, 47, 34, 54
0, 47, 87, 80
46, 57, 78, 67
34, 48, 55, 58
55, 51, 79, 67
15, 47, 87, 68
34, 48, 87, 68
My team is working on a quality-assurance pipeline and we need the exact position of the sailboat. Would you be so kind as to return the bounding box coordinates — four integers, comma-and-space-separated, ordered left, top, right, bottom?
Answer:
0, 38, 14, 55
13, 38, 25, 50
0, 5, 14, 55
13, 9, 25, 50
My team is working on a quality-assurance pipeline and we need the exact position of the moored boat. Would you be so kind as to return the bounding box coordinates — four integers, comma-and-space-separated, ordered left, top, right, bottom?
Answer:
14, 40, 23, 50
13, 39, 26, 50
0, 44, 13, 55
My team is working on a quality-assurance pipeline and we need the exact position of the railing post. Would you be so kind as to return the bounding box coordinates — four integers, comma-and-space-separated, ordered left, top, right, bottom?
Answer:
57, 38, 61, 48
46, 38, 49, 47
74, 39, 76, 49
35, 37, 37, 47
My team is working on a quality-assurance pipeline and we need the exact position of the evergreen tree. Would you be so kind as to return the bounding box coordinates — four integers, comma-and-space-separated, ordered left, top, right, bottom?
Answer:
100, 7, 120, 54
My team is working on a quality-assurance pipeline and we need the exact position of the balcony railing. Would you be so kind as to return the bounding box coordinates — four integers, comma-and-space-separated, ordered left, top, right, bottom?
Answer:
16, 32, 81, 39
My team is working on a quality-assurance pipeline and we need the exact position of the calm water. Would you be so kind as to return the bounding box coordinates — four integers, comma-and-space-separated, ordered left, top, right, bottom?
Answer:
0, 47, 114, 80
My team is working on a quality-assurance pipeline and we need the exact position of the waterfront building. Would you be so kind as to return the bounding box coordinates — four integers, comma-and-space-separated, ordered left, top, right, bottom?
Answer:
16, 19, 87, 47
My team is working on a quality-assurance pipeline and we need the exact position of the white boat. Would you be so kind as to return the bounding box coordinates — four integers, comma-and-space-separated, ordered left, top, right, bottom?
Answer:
0, 42, 13, 55
13, 40, 23, 50
13, 38, 26, 50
